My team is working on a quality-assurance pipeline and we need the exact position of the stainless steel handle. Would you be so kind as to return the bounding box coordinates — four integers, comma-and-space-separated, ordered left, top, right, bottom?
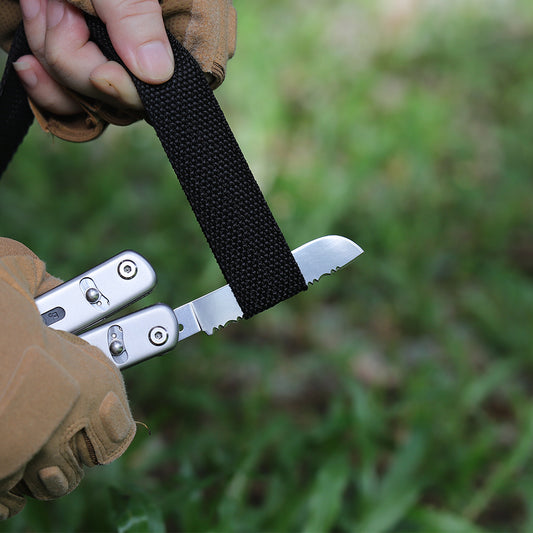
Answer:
36, 251, 157, 334
79, 304, 179, 369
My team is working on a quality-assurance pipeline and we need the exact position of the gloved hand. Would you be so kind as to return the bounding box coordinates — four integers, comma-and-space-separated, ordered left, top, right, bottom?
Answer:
0, 238, 136, 520
0, 0, 236, 141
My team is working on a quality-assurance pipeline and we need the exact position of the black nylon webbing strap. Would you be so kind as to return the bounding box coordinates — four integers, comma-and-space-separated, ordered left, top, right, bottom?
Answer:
84, 16, 307, 319
0, 24, 33, 177
0, 19, 307, 318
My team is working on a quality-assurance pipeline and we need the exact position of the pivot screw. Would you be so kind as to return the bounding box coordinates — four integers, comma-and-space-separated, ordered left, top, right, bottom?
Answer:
118, 260, 138, 280
149, 326, 168, 346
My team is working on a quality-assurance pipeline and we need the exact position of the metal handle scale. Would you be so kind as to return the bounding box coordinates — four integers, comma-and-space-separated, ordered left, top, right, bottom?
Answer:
35, 251, 157, 334
79, 304, 179, 369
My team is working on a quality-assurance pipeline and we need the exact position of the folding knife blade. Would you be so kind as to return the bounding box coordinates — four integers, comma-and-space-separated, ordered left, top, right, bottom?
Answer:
174, 235, 363, 340
78, 235, 362, 369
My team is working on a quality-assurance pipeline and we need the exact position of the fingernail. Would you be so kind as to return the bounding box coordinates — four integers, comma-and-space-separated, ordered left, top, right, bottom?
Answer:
46, 0, 65, 29
20, 0, 41, 20
13, 60, 38, 89
136, 41, 174, 83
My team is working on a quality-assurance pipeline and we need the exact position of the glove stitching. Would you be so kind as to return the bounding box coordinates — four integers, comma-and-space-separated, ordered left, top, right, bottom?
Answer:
84, 419, 136, 463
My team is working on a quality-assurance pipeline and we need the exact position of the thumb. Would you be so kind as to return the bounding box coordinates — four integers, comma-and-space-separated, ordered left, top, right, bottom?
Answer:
90, 0, 174, 83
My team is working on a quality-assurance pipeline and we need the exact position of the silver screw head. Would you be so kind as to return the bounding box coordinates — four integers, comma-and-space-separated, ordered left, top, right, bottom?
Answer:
85, 287, 100, 303
118, 260, 138, 280
109, 340, 125, 356
149, 326, 169, 346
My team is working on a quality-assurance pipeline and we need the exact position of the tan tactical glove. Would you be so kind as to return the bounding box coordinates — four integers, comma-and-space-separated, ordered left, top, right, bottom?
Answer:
0, 0, 236, 141
0, 238, 136, 520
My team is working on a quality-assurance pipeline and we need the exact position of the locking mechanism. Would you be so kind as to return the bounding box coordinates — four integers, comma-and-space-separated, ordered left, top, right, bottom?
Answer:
107, 325, 128, 364
79, 277, 110, 310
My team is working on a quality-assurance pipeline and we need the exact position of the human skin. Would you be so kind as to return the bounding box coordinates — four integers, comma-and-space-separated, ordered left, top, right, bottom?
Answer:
13, 0, 174, 115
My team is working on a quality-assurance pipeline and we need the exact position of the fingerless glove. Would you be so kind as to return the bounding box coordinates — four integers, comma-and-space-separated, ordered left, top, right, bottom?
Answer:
0, 0, 236, 141
0, 238, 136, 519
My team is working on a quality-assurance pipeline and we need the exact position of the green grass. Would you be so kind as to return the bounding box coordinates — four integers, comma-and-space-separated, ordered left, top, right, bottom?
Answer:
2, 0, 533, 531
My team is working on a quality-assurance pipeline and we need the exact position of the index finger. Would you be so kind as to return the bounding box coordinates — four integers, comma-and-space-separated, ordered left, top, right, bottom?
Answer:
91, 0, 174, 84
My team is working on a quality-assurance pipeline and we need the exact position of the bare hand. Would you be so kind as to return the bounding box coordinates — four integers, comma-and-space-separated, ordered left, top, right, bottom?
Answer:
14, 0, 174, 114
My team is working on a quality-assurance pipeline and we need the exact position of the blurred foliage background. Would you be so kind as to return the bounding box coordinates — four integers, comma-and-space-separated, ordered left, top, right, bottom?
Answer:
2, 0, 533, 531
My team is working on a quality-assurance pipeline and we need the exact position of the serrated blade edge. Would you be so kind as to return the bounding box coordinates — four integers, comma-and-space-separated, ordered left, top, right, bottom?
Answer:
293, 235, 363, 285
174, 235, 363, 339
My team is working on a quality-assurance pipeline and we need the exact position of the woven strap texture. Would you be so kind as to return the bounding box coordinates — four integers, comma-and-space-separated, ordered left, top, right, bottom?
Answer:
0, 18, 307, 318
0, 24, 33, 177
85, 16, 307, 318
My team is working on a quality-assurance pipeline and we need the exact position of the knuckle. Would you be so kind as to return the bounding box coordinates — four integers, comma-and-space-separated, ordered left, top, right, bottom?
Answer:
113, 0, 163, 23
37, 466, 70, 498
99, 391, 134, 444
42, 53, 61, 72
